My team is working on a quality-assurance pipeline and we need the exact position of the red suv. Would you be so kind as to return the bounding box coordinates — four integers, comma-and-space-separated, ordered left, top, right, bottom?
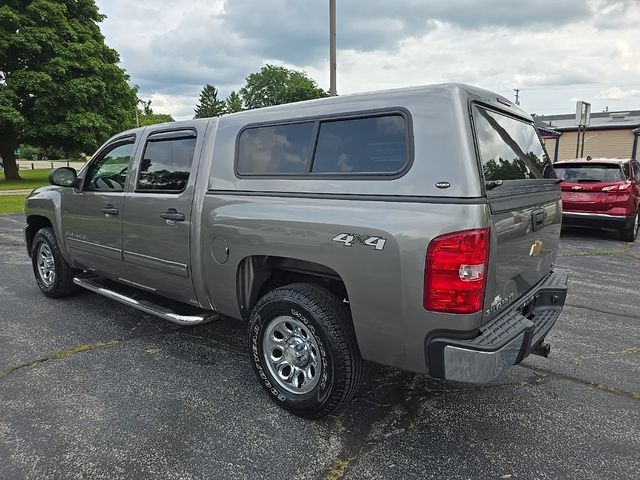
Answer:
554, 158, 640, 241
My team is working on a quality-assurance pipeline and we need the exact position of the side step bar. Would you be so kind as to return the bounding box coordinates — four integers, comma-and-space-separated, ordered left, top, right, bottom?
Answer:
73, 274, 218, 326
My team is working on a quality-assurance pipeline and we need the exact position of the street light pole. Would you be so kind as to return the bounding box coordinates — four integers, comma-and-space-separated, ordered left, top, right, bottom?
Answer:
329, 0, 337, 96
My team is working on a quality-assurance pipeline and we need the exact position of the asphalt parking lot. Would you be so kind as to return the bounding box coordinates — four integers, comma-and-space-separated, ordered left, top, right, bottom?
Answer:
0, 213, 638, 480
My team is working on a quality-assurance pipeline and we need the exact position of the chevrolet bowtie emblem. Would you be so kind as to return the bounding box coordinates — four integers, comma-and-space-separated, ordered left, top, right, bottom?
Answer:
529, 240, 543, 257
572, 185, 582, 190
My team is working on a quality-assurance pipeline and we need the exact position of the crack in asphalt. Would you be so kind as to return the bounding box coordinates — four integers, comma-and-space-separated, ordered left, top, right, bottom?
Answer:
575, 347, 640, 366
0, 319, 245, 382
319, 371, 551, 480
320, 360, 639, 479
565, 302, 640, 321
0, 339, 120, 380
519, 364, 640, 401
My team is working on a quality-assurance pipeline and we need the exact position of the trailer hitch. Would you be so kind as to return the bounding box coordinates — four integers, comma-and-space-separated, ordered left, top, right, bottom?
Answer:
531, 341, 551, 358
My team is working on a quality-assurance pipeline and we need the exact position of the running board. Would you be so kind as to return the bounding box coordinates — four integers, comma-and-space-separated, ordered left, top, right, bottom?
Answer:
73, 274, 218, 326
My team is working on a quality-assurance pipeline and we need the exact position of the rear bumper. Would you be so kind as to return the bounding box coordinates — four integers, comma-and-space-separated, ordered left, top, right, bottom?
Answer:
427, 271, 568, 383
562, 212, 635, 230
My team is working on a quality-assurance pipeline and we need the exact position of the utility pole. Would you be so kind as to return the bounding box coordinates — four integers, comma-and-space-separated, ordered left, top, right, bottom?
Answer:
329, 0, 337, 96
513, 89, 520, 105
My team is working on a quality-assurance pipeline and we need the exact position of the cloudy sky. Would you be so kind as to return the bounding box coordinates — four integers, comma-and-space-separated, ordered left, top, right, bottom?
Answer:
96, 0, 640, 120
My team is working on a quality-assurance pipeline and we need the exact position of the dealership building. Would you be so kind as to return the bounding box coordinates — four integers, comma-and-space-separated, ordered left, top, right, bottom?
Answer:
534, 110, 640, 162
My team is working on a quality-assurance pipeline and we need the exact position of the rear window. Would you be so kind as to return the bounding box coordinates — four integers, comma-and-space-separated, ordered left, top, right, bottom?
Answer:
554, 163, 624, 183
474, 106, 555, 182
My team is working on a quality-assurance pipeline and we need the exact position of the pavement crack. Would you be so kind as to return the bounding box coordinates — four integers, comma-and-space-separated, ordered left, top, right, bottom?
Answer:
520, 364, 640, 401
575, 347, 640, 365
565, 302, 640, 321
0, 325, 201, 381
559, 244, 633, 257
318, 371, 549, 480
0, 339, 120, 380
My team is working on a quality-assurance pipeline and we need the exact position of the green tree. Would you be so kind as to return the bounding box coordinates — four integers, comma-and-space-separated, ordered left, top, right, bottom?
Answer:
137, 100, 174, 126
194, 84, 226, 118
0, 0, 138, 180
239, 65, 328, 110
225, 90, 243, 113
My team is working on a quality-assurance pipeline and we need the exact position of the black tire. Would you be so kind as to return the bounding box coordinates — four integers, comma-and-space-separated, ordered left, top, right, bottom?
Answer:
620, 210, 639, 242
248, 283, 363, 419
31, 227, 79, 298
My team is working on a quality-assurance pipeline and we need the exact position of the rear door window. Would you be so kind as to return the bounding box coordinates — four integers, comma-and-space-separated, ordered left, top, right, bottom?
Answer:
474, 106, 555, 183
136, 134, 197, 192
553, 163, 624, 183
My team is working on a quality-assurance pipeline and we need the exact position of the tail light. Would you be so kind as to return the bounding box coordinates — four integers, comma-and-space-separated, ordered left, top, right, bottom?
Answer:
602, 183, 632, 193
424, 228, 490, 314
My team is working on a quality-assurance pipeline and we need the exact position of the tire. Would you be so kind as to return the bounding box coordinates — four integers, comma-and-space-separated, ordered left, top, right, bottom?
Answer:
31, 227, 79, 298
620, 209, 639, 242
248, 283, 363, 419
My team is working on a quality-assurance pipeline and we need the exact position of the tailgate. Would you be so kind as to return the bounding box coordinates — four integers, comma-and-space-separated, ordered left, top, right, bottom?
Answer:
483, 192, 561, 322
472, 105, 561, 323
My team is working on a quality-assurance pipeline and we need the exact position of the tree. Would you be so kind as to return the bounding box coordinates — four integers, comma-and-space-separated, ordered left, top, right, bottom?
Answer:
0, 0, 138, 180
239, 65, 328, 110
194, 84, 226, 118
137, 100, 174, 126
225, 90, 243, 113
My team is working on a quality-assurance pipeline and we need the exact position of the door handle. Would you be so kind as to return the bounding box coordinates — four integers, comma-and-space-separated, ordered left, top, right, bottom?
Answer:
101, 205, 119, 216
531, 209, 545, 231
161, 208, 185, 222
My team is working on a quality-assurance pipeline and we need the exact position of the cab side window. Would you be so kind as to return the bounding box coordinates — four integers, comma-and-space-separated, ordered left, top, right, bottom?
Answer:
136, 135, 197, 192
84, 142, 134, 192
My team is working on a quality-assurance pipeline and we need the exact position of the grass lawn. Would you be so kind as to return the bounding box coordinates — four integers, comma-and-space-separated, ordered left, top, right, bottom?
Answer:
0, 169, 50, 191
0, 195, 27, 215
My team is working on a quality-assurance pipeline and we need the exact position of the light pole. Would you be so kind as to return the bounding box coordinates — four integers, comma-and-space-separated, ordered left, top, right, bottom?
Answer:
329, 0, 336, 96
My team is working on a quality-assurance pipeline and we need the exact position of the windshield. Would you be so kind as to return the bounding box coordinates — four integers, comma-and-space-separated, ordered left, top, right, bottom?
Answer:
474, 106, 556, 182
554, 163, 624, 183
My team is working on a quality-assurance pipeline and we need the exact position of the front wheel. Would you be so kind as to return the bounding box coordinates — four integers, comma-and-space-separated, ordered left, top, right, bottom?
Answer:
248, 283, 363, 419
31, 227, 79, 297
620, 210, 639, 242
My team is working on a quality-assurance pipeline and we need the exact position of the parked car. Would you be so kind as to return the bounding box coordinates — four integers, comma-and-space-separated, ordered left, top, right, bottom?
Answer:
554, 158, 640, 241
24, 83, 568, 418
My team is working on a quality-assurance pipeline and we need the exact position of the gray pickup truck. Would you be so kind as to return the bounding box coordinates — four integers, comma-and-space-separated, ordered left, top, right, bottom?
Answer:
24, 83, 568, 418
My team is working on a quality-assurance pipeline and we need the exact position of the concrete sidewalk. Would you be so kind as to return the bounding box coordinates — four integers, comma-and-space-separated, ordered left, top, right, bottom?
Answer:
0, 189, 33, 196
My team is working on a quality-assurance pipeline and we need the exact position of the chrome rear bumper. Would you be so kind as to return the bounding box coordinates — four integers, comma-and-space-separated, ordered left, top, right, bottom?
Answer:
427, 271, 568, 383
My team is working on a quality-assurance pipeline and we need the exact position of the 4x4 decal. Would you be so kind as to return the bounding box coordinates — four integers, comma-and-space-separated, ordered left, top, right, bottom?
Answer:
332, 233, 387, 251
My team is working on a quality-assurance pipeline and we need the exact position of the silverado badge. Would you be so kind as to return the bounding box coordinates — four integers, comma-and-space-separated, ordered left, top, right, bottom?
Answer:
529, 239, 543, 257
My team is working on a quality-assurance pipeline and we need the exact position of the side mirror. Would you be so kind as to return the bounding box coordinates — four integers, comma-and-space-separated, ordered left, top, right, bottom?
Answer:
49, 167, 77, 187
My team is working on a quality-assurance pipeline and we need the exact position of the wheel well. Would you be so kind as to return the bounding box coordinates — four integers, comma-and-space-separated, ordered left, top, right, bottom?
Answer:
25, 215, 53, 256
237, 256, 349, 320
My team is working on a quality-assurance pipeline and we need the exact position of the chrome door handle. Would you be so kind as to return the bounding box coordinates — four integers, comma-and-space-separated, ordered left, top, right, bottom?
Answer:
101, 205, 119, 215
160, 209, 185, 222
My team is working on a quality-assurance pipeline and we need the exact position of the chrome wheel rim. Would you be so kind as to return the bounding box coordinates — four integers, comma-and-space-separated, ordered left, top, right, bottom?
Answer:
263, 315, 321, 394
37, 243, 56, 287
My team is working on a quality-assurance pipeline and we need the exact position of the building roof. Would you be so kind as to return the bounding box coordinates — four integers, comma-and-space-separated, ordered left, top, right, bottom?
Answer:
534, 110, 640, 131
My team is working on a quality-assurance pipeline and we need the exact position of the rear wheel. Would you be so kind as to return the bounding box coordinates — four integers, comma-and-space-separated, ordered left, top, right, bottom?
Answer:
248, 283, 362, 419
620, 209, 639, 242
31, 228, 79, 297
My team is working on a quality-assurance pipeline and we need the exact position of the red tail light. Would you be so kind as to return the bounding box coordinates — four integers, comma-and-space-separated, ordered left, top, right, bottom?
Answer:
424, 228, 490, 314
602, 183, 632, 193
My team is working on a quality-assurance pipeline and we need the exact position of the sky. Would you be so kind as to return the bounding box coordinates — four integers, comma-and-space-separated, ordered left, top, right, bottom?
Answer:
95, 0, 640, 121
